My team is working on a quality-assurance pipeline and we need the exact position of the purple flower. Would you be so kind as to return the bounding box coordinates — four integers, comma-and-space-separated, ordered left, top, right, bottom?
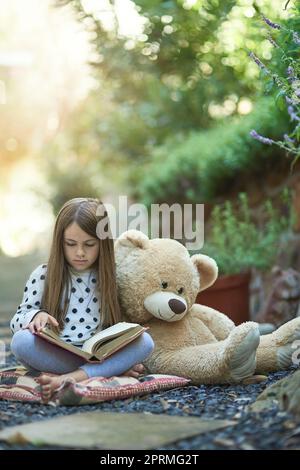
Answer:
267, 35, 279, 48
249, 52, 270, 74
287, 66, 297, 83
284, 134, 295, 144
288, 106, 300, 122
250, 130, 274, 145
286, 96, 298, 105
293, 31, 300, 46
262, 15, 281, 30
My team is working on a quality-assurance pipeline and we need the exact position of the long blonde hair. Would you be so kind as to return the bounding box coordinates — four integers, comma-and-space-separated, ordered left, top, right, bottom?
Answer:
41, 197, 121, 330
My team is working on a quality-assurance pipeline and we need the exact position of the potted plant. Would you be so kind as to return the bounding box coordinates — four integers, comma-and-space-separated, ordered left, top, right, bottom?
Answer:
196, 192, 292, 325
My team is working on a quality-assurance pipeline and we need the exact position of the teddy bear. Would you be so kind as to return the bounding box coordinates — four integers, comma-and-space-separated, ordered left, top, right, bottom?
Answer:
115, 230, 300, 384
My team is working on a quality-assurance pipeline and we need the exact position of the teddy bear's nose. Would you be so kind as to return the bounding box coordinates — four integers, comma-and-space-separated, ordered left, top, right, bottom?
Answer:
168, 299, 186, 314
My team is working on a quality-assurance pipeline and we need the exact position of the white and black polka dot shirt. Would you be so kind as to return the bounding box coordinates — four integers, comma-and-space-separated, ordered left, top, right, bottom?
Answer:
10, 264, 101, 346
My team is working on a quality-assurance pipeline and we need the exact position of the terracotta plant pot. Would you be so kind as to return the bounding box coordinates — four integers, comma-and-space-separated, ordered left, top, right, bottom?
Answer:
195, 271, 251, 325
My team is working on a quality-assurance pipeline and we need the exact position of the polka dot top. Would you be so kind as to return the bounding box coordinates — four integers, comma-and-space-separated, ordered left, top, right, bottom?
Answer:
10, 264, 101, 346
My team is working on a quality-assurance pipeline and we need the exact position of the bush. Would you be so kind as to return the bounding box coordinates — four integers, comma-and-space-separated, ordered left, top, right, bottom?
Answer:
200, 192, 293, 275
137, 97, 289, 206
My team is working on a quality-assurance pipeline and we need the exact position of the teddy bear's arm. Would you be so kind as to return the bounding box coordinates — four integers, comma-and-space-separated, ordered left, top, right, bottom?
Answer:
189, 304, 235, 340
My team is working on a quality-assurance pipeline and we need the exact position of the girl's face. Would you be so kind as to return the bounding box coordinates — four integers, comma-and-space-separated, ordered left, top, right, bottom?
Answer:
63, 222, 100, 272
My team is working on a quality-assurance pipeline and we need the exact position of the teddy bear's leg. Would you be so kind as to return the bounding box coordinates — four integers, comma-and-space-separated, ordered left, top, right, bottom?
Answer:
145, 321, 260, 384
190, 305, 235, 341
224, 321, 260, 382
255, 317, 300, 373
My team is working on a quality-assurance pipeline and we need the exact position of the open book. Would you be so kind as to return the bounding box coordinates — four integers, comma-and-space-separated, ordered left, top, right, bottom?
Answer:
34, 322, 148, 363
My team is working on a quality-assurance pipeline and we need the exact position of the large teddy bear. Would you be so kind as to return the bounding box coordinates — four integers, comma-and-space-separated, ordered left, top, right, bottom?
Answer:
115, 230, 300, 384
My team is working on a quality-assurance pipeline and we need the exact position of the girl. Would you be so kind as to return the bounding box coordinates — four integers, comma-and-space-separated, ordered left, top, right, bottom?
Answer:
10, 197, 154, 403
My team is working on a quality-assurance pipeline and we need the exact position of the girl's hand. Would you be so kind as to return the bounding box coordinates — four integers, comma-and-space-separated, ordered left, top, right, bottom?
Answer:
122, 363, 145, 378
23, 311, 59, 334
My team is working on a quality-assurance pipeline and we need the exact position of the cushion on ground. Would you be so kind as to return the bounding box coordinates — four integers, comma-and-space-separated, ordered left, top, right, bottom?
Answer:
0, 366, 190, 406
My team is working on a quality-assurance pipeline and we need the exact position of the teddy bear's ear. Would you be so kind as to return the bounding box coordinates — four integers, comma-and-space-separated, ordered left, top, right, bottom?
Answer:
115, 230, 150, 250
191, 254, 218, 291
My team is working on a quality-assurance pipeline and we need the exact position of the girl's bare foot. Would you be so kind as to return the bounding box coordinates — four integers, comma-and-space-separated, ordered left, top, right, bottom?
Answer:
37, 365, 145, 402
122, 363, 145, 378
37, 374, 67, 403
37, 369, 88, 403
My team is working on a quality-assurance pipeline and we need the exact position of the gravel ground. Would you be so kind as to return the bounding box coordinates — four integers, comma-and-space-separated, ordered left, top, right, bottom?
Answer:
1, 325, 300, 450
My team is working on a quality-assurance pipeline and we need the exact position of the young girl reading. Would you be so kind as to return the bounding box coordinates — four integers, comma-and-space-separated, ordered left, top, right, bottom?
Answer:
10, 197, 154, 403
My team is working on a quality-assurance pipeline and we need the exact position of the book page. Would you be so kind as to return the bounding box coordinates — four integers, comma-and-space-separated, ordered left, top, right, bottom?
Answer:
81, 322, 141, 354
92, 326, 147, 360
34, 324, 148, 363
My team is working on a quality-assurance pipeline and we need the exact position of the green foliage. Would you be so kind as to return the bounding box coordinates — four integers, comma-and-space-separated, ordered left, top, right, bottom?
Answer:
249, 3, 300, 161
57, 0, 288, 172
51, 0, 297, 206
137, 97, 289, 205
201, 191, 293, 275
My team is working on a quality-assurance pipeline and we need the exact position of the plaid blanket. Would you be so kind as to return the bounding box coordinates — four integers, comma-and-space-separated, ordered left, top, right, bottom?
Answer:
0, 366, 190, 406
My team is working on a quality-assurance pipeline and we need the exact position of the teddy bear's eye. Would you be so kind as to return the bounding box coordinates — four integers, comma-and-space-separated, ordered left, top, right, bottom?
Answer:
178, 287, 184, 295
161, 282, 168, 289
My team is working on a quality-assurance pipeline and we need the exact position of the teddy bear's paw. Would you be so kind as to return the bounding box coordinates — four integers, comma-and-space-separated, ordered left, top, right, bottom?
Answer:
226, 323, 260, 383
241, 374, 268, 385
276, 320, 300, 369
273, 317, 300, 343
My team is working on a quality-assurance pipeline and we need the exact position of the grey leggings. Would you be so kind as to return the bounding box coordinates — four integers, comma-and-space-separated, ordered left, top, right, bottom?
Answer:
10, 329, 154, 378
